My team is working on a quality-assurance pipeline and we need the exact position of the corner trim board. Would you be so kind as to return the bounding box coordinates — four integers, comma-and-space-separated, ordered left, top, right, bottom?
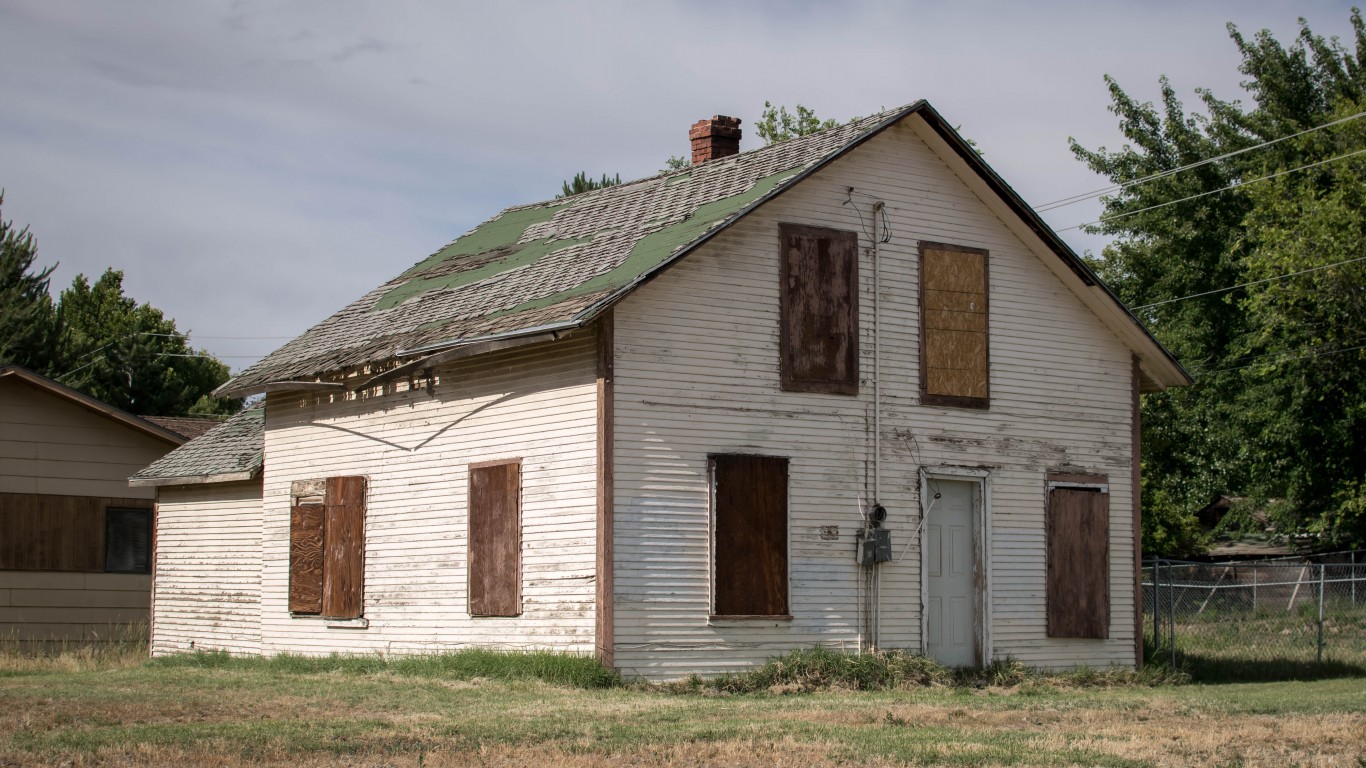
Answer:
595, 312, 615, 668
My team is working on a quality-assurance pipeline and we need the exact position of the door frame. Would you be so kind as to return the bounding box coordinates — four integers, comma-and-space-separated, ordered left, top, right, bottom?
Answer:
918, 466, 992, 667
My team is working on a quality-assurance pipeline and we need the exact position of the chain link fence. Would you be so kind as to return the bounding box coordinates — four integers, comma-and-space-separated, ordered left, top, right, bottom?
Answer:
1143, 551, 1366, 679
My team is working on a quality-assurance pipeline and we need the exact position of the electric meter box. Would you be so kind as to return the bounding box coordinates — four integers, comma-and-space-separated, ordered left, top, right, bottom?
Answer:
857, 528, 893, 565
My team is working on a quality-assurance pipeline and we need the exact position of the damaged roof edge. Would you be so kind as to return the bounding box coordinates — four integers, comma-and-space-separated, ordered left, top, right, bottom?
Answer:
127, 465, 262, 488
910, 103, 1191, 388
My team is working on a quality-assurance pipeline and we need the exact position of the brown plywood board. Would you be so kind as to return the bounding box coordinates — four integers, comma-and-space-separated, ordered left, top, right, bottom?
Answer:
468, 461, 522, 617
1046, 486, 1110, 639
0, 493, 150, 572
322, 476, 366, 619
922, 248, 985, 293
779, 224, 858, 395
712, 455, 789, 617
288, 503, 324, 614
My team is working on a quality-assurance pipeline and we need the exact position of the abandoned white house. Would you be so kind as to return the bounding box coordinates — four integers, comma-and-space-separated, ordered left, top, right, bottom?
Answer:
131, 101, 1190, 679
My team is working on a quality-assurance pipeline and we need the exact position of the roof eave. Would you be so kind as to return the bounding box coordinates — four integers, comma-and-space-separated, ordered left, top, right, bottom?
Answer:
906, 105, 1193, 390
0, 365, 187, 445
128, 464, 262, 488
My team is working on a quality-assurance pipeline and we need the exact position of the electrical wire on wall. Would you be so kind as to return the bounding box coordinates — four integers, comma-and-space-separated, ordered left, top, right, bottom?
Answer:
843, 187, 892, 648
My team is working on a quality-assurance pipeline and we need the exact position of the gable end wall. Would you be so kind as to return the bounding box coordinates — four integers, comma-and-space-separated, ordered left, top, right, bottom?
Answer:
611, 121, 1137, 679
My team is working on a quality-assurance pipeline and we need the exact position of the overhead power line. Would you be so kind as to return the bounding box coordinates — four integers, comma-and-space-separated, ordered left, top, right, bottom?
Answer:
1133, 254, 1366, 310
1201, 341, 1366, 375
1036, 109, 1366, 212
1054, 147, 1366, 233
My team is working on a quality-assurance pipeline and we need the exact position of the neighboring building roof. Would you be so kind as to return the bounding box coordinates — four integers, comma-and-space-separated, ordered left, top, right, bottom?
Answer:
128, 405, 264, 487
0, 364, 186, 446
217, 100, 1191, 398
142, 415, 227, 441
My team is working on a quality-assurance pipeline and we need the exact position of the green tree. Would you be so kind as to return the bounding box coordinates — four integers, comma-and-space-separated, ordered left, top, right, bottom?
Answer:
1071, 9, 1366, 551
558, 171, 621, 198
0, 194, 58, 370
754, 101, 838, 145
54, 269, 239, 416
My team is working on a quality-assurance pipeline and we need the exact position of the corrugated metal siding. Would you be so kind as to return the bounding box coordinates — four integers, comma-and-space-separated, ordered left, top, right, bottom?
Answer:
152, 481, 263, 655
257, 336, 598, 656
612, 122, 1136, 679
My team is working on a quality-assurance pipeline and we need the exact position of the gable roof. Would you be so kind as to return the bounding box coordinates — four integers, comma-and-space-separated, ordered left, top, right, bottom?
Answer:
129, 404, 264, 487
0, 365, 187, 446
217, 100, 1190, 397
142, 415, 227, 441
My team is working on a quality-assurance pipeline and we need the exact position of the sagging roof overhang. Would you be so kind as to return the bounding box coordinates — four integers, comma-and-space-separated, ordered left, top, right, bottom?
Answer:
220, 100, 1189, 397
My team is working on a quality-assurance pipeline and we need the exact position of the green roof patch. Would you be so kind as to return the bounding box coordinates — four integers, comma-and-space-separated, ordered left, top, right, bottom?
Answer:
375, 235, 593, 312
489, 166, 801, 318
397, 203, 569, 280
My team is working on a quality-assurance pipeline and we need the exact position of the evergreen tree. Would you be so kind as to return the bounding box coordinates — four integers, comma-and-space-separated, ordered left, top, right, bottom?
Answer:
0, 194, 58, 371
55, 269, 239, 416
558, 171, 621, 198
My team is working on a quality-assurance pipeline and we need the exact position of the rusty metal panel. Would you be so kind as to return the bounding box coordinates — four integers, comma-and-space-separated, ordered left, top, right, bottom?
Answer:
288, 502, 324, 614
1046, 485, 1110, 639
322, 476, 366, 619
712, 454, 789, 617
468, 461, 522, 617
780, 224, 858, 395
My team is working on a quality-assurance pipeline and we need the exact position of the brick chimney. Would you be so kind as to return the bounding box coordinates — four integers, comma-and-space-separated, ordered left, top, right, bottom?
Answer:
689, 115, 742, 165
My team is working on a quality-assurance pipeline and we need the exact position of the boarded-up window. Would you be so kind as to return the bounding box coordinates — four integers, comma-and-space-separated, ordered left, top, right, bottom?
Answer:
711, 454, 789, 617
920, 242, 989, 408
780, 223, 859, 395
1046, 478, 1110, 639
289, 476, 366, 618
104, 507, 151, 573
468, 460, 522, 617
0, 492, 152, 572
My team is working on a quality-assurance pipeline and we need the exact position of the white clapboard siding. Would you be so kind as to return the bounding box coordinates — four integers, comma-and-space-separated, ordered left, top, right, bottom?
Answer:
612, 120, 1137, 679
0, 378, 169, 499
152, 480, 264, 656
257, 335, 598, 656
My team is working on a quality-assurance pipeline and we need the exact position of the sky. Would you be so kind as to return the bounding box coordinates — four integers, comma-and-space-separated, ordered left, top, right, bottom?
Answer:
0, 1, 1358, 372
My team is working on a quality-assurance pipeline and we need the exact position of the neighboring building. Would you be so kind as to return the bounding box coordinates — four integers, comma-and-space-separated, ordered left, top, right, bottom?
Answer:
133, 101, 1190, 679
0, 365, 188, 644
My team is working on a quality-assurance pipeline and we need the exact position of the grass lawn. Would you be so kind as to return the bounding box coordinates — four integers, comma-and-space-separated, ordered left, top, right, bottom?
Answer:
0, 650, 1362, 767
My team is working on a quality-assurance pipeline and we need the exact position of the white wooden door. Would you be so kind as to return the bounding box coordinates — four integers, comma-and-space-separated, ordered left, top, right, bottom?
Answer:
924, 479, 978, 667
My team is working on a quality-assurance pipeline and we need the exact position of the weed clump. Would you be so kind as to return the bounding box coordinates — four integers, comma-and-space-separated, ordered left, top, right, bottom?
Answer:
150, 648, 620, 689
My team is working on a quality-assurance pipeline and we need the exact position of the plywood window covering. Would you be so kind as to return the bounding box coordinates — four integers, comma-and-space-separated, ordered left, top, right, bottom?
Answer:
711, 454, 790, 617
468, 460, 522, 617
780, 223, 859, 395
919, 242, 990, 408
1045, 475, 1110, 639
104, 507, 151, 574
289, 476, 366, 618
0, 492, 152, 572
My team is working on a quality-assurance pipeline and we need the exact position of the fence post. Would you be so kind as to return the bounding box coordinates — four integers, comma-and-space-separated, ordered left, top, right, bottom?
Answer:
1353, 551, 1358, 606
1317, 563, 1325, 668
1252, 565, 1258, 610
1168, 561, 1176, 669
1152, 559, 1160, 657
